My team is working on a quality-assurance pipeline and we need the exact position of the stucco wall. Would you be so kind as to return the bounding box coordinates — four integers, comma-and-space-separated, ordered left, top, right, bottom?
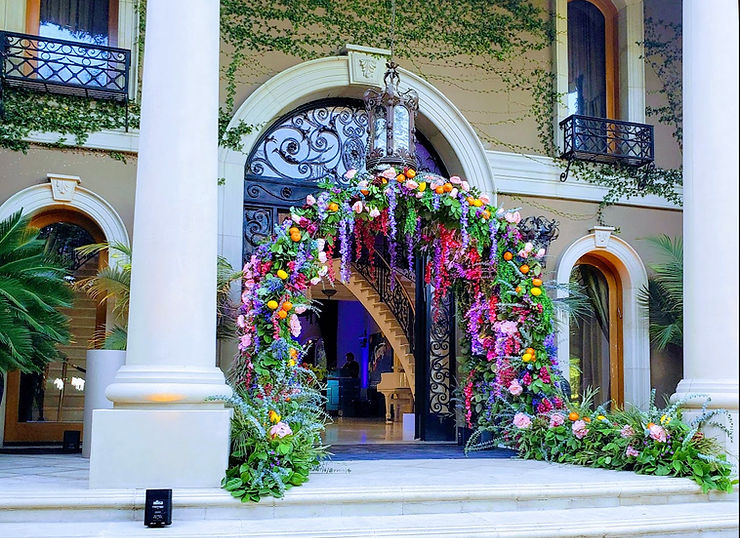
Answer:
0, 148, 137, 236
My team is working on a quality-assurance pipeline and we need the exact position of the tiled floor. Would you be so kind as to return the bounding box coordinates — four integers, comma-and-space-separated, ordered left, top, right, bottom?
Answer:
323, 416, 406, 444
0, 453, 89, 491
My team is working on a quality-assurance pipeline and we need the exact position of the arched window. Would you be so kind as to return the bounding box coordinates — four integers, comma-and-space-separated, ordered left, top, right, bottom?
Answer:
567, 0, 618, 119
243, 98, 448, 258
569, 255, 624, 408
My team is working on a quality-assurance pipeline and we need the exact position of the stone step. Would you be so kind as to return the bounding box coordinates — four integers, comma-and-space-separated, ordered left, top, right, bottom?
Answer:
0, 472, 734, 524
1, 501, 736, 537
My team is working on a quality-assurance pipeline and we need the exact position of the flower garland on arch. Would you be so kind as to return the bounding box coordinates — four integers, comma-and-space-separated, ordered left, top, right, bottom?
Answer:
225, 165, 566, 500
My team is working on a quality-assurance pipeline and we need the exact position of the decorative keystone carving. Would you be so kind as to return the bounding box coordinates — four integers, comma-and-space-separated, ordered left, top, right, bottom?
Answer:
344, 44, 390, 87
590, 225, 616, 248
47, 173, 81, 202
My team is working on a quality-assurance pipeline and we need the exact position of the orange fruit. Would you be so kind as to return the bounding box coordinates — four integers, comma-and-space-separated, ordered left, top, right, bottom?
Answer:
568, 412, 579, 421
532, 278, 542, 287
482, 210, 491, 219
396, 174, 406, 183
360, 189, 369, 195
503, 252, 513, 261
515, 286, 522, 293
646, 422, 655, 429
466, 196, 475, 204
328, 202, 339, 212
277, 310, 288, 319
282, 301, 293, 311
526, 347, 535, 355
289, 227, 299, 234
443, 183, 453, 193
583, 416, 591, 423
290, 232, 301, 242
434, 186, 445, 195
289, 348, 298, 358
520, 264, 530, 274
405, 168, 416, 179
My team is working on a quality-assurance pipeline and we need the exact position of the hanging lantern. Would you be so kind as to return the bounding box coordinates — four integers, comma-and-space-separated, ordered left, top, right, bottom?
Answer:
363, 61, 419, 171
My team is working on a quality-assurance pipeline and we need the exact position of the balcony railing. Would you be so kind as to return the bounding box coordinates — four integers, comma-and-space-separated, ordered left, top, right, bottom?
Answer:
0, 31, 130, 124
559, 114, 654, 181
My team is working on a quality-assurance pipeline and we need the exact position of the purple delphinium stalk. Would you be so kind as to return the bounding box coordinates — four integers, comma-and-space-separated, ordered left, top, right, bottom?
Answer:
459, 196, 470, 252
488, 218, 498, 264
316, 192, 329, 221
386, 184, 398, 289
432, 193, 441, 210
338, 213, 351, 283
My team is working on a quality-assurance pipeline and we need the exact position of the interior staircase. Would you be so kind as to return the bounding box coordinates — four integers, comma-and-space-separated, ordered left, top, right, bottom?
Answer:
331, 258, 416, 398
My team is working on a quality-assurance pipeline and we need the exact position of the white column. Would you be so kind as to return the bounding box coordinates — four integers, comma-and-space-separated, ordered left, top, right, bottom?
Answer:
672, 0, 739, 460
89, 0, 233, 488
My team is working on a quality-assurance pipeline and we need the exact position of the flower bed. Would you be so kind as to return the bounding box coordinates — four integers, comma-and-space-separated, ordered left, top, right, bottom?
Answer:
480, 391, 737, 493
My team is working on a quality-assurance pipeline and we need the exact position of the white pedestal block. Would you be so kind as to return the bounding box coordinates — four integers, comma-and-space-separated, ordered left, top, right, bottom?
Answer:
402, 413, 415, 441
89, 408, 231, 489
82, 350, 126, 458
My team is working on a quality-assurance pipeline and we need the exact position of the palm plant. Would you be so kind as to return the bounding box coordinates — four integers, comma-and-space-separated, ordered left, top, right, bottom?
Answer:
639, 235, 683, 350
74, 245, 243, 349
0, 211, 72, 375
73, 241, 131, 350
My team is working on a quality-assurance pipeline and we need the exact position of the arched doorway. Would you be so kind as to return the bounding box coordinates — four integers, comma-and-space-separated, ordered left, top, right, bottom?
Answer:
3, 208, 106, 444
568, 254, 624, 408
243, 98, 457, 442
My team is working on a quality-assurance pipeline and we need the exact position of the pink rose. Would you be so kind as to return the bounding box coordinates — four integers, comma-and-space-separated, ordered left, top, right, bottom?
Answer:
505, 211, 521, 224
524, 242, 534, 253
357, 180, 369, 190
513, 412, 532, 429
449, 175, 462, 185
625, 445, 640, 457
306, 194, 316, 206
416, 192, 424, 198
648, 424, 667, 443
318, 251, 328, 263
294, 305, 307, 314
352, 201, 363, 214
345, 169, 357, 180
549, 413, 565, 428
404, 180, 419, 190
236, 315, 246, 328
269, 421, 293, 439
369, 207, 381, 218
316, 238, 326, 251
381, 168, 397, 180
289, 314, 302, 338
572, 420, 588, 439
479, 194, 491, 205
518, 249, 529, 258
238, 333, 252, 351
620, 425, 635, 438
508, 380, 523, 396
461, 180, 470, 192
449, 187, 459, 198
535, 248, 546, 259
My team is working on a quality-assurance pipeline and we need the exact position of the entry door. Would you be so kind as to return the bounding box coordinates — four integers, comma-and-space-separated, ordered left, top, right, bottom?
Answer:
414, 259, 457, 441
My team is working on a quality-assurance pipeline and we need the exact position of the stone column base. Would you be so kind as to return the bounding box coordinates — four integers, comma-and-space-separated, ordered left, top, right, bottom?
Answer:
671, 378, 739, 463
89, 408, 232, 489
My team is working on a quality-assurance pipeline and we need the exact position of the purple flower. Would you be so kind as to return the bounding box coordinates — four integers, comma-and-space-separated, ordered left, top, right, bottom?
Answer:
620, 425, 635, 438
625, 445, 640, 457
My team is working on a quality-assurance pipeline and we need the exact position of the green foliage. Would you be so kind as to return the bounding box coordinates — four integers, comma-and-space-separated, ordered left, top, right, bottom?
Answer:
0, 211, 72, 374
0, 88, 138, 155
487, 389, 736, 493
638, 235, 683, 350
73, 242, 132, 350
217, 255, 243, 341
217, 369, 328, 502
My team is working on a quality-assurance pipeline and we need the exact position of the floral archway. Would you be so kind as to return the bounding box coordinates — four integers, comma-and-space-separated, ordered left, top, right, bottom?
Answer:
223, 164, 564, 499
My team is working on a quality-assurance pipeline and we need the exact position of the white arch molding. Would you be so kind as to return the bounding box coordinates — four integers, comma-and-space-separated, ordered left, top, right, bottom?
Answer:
555, 232, 651, 408
0, 183, 131, 257
216, 55, 495, 279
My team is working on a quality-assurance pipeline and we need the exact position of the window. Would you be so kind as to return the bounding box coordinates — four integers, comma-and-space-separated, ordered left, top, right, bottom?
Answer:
567, 0, 618, 119
28, 0, 118, 46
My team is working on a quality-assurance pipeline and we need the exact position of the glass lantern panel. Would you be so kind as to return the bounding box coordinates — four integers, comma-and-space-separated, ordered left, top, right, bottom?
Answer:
373, 110, 387, 153
393, 106, 410, 151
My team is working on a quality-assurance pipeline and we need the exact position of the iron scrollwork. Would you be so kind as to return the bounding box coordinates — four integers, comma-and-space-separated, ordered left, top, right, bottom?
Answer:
428, 291, 453, 415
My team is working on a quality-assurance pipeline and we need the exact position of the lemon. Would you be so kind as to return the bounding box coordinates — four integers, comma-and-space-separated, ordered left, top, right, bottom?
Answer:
530, 287, 542, 297
267, 300, 279, 310
277, 269, 289, 280
418, 181, 427, 192
522, 353, 533, 363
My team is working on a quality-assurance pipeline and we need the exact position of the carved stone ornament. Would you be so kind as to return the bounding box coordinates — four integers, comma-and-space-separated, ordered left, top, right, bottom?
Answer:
47, 173, 82, 202
590, 225, 616, 248
345, 44, 390, 87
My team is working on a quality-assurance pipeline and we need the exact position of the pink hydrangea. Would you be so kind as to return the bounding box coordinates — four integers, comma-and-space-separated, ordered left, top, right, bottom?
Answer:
625, 445, 640, 457
549, 413, 565, 428
572, 419, 588, 439
620, 425, 635, 438
269, 421, 293, 439
513, 412, 532, 429
508, 380, 523, 396
648, 424, 667, 443
289, 314, 302, 338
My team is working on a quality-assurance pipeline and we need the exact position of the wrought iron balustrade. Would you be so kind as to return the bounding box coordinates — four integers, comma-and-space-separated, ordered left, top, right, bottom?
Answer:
0, 31, 130, 123
559, 114, 654, 181
353, 246, 415, 354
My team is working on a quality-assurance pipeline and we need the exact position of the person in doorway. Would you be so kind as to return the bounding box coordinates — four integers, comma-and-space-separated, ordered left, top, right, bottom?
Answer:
340, 352, 360, 378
